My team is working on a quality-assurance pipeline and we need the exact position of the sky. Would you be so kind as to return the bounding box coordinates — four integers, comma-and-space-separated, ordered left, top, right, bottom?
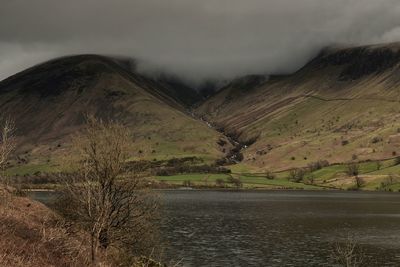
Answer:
1, 0, 400, 84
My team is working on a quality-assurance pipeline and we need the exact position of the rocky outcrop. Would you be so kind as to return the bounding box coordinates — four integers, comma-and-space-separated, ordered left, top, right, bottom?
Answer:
313, 44, 400, 80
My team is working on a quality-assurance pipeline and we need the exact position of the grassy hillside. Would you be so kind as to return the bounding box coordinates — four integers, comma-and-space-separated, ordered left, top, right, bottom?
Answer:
197, 43, 400, 171
0, 55, 231, 171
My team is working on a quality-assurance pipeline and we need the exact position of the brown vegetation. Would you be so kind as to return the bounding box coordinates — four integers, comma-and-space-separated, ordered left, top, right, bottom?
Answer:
0, 189, 91, 266
0, 117, 15, 187
56, 116, 159, 265
288, 168, 306, 183
346, 163, 360, 177
331, 236, 365, 267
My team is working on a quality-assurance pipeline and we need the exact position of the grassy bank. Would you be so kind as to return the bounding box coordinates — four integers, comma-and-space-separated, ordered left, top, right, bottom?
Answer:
0, 188, 90, 266
153, 158, 400, 191
5, 157, 400, 191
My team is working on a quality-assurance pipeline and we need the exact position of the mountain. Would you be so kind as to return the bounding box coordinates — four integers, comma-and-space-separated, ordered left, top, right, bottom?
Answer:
3, 43, 400, 173
197, 42, 400, 171
0, 55, 231, 168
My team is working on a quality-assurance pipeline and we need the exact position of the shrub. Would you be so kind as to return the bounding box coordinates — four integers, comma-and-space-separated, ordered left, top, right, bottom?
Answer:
376, 161, 382, 170
215, 178, 225, 187
371, 136, 382, 143
235, 153, 244, 162
288, 168, 306, 182
346, 163, 359, 177
380, 174, 396, 190
331, 237, 365, 266
265, 171, 276, 180
307, 160, 329, 172
227, 176, 242, 188
341, 140, 349, 146
304, 174, 315, 185
354, 176, 365, 189
182, 180, 192, 187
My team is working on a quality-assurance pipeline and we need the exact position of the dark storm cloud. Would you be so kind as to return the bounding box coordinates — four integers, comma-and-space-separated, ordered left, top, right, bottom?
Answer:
0, 0, 400, 83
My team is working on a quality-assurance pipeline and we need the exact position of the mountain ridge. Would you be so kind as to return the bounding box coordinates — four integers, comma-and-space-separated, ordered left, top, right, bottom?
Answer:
2, 42, 400, 172
196, 42, 400, 171
0, 54, 232, 168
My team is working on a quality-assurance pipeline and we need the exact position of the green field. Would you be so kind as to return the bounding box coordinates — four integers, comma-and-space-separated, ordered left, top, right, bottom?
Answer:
153, 157, 400, 191
5, 163, 60, 176
6, 156, 400, 192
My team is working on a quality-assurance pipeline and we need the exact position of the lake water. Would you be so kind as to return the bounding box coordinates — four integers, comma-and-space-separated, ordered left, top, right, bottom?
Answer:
29, 190, 400, 266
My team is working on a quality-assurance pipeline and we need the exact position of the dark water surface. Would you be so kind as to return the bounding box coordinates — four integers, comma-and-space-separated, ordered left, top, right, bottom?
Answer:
29, 190, 400, 266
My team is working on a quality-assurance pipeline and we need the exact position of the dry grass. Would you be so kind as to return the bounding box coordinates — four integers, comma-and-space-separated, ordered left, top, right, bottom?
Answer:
0, 188, 94, 267
197, 43, 400, 172
0, 188, 168, 267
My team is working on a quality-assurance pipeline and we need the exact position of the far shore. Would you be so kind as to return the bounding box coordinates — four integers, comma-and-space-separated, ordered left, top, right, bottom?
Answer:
24, 186, 400, 193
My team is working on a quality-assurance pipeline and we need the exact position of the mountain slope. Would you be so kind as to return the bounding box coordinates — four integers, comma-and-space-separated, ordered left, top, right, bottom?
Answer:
0, 55, 230, 168
197, 43, 400, 171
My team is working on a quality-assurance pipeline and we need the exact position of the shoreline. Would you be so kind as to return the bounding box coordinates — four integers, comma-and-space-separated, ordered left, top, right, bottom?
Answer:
24, 187, 400, 194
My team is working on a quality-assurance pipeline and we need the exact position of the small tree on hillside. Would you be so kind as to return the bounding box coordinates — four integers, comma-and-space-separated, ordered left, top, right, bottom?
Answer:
265, 171, 276, 180
354, 176, 365, 189
227, 175, 242, 189
57, 116, 158, 264
288, 168, 306, 183
376, 161, 382, 171
0, 117, 15, 188
346, 163, 364, 189
346, 163, 359, 177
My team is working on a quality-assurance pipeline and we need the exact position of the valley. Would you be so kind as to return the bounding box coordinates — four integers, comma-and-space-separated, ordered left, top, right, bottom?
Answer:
2, 43, 400, 191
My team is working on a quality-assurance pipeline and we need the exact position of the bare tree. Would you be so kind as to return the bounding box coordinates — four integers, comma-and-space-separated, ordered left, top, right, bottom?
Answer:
288, 168, 306, 183
56, 116, 159, 265
0, 117, 15, 188
227, 175, 242, 189
354, 176, 365, 189
331, 236, 365, 267
346, 163, 359, 177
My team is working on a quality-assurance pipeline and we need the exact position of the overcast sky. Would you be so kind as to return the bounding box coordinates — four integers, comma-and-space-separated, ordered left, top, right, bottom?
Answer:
1, 0, 400, 84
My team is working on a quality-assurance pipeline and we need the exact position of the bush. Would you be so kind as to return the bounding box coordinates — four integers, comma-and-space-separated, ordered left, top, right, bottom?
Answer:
227, 176, 243, 188
354, 176, 365, 189
380, 175, 396, 190
304, 174, 316, 185
288, 168, 306, 182
376, 161, 382, 170
182, 180, 192, 187
307, 160, 329, 172
341, 140, 349, 146
331, 237, 365, 266
371, 136, 383, 143
346, 163, 359, 177
265, 171, 276, 180
215, 178, 225, 187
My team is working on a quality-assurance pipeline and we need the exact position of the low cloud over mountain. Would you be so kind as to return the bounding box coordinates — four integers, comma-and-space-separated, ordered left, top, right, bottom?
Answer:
1, 0, 400, 83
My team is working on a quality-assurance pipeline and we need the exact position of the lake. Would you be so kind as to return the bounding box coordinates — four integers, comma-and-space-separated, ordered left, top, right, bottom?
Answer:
29, 190, 400, 266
